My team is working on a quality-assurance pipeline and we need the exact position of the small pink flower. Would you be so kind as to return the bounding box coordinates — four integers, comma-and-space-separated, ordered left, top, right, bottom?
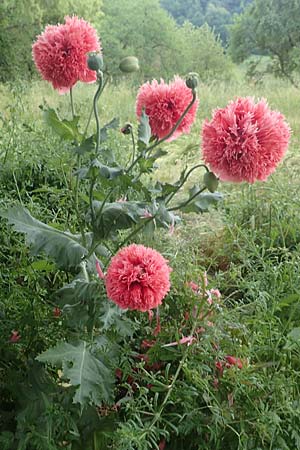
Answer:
32, 16, 101, 93
136, 76, 198, 141
53, 307, 61, 317
10, 331, 21, 343
225, 355, 243, 369
105, 244, 171, 312
202, 97, 290, 183
141, 339, 156, 349
210, 289, 221, 300
163, 335, 196, 347
187, 281, 199, 292
141, 209, 153, 219
215, 360, 224, 376
96, 260, 106, 280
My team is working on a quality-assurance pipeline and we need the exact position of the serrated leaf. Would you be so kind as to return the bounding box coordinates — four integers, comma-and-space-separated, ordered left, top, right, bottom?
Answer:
37, 341, 113, 406
138, 110, 151, 149
88, 159, 123, 180
1, 206, 87, 269
100, 118, 119, 143
99, 302, 134, 336
74, 135, 95, 155
180, 187, 223, 213
43, 108, 81, 141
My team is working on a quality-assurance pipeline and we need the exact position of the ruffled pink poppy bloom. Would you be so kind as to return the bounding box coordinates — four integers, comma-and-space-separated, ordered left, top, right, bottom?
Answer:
105, 244, 171, 312
202, 97, 290, 183
136, 76, 199, 141
32, 16, 101, 93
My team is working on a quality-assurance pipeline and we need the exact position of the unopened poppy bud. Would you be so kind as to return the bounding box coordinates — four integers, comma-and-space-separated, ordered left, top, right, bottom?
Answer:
119, 56, 139, 73
120, 123, 132, 135
185, 72, 199, 90
87, 52, 103, 72
203, 171, 219, 193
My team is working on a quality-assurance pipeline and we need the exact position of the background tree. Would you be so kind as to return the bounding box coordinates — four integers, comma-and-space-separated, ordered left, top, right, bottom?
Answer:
229, 0, 300, 86
159, 0, 253, 43
99, 0, 184, 80
0, 0, 103, 82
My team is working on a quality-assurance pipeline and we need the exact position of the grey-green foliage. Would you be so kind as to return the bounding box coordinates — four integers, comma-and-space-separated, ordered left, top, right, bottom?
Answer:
228, 0, 300, 86
1, 206, 88, 269
37, 341, 113, 407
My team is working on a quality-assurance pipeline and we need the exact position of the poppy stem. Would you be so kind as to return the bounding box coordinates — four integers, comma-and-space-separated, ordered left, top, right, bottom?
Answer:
70, 87, 75, 119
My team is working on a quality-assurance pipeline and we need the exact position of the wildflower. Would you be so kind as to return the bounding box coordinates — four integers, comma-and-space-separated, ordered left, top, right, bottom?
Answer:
225, 355, 243, 369
141, 209, 153, 219
215, 360, 224, 377
163, 335, 196, 347
136, 76, 198, 141
202, 97, 290, 183
10, 330, 21, 343
53, 307, 61, 317
96, 260, 105, 280
32, 16, 101, 93
105, 244, 171, 312
141, 339, 156, 349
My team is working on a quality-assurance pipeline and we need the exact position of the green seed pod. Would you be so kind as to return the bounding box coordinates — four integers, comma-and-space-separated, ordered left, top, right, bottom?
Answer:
87, 53, 103, 71
203, 171, 219, 193
185, 72, 199, 90
119, 56, 140, 73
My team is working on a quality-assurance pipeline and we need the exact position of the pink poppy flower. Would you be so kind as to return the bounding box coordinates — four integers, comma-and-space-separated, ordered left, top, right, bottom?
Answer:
202, 97, 290, 183
32, 16, 101, 93
105, 244, 171, 312
136, 76, 198, 141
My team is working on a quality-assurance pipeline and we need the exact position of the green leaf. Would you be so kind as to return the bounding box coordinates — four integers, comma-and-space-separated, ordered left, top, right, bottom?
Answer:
43, 108, 81, 141
74, 135, 95, 155
100, 118, 119, 143
138, 110, 151, 149
180, 187, 223, 213
1, 206, 87, 269
99, 302, 135, 337
37, 341, 114, 407
88, 159, 123, 180
93, 201, 146, 238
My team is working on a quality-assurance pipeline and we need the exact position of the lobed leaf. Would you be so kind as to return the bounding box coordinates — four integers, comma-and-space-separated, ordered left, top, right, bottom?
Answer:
1, 205, 87, 269
37, 341, 113, 407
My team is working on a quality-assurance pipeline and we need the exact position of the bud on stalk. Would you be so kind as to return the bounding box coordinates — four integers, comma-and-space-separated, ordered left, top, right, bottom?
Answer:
203, 171, 219, 193
119, 56, 139, 73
